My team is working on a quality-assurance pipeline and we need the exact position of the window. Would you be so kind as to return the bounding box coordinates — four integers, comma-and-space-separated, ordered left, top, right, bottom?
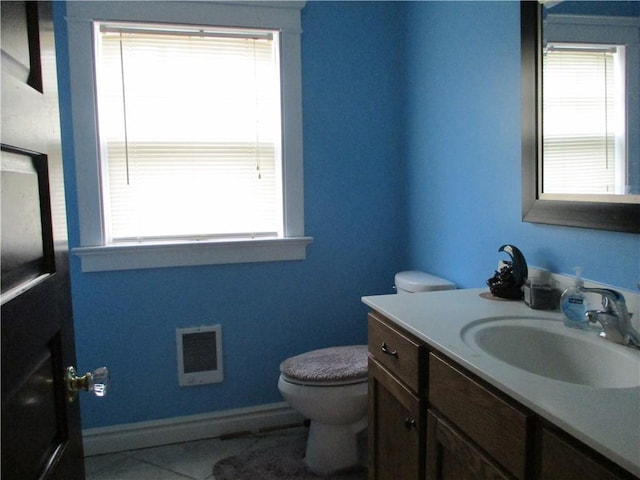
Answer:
96, 23, 283, 242
66, 2, 310, 271
543, 43, 627, 195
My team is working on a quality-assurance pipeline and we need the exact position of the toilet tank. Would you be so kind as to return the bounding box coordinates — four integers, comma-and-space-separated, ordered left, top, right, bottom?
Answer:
395, 271, 455, 294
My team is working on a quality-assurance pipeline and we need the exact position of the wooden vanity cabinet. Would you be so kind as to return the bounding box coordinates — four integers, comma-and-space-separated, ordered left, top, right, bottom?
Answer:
367, 310, 639, 480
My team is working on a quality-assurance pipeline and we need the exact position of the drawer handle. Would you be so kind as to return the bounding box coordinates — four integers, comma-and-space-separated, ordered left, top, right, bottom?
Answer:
380, 342, 398, 358
404, 417, 416, 430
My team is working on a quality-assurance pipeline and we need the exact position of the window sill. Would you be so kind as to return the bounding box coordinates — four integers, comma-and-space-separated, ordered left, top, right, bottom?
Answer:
72, 237, 313, 272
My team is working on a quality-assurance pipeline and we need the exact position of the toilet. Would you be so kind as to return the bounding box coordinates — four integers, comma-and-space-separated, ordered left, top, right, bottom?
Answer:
278, 345, 368, 475
278, 271, 454, 475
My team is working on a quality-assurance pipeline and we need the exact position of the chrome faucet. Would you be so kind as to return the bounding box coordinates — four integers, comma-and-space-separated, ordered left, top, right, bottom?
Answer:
580, 287, 640, 349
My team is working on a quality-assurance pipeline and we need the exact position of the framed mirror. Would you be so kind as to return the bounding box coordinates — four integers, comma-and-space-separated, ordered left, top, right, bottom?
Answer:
521, 1, 640, 233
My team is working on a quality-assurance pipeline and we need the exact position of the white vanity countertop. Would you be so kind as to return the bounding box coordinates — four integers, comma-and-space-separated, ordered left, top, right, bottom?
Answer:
362, 288, 640, 477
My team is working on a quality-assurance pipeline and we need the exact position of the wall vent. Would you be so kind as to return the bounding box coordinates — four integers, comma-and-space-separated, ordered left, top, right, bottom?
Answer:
176, 325, 223, 386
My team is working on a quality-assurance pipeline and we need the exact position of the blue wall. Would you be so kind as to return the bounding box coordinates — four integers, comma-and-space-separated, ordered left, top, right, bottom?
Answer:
53, 1, 406, 428
53, 1, 639, 430
403, 1, 639, 291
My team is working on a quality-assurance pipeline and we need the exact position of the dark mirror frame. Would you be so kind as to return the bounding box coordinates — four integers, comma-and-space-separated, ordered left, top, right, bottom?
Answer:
521, 1, 640, 234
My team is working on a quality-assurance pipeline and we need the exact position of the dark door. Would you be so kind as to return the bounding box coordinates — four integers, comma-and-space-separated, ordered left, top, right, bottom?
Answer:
1, 2, 85, 479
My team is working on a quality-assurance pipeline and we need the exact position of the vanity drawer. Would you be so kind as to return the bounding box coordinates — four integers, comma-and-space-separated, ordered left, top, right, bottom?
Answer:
368, 311, 426, 393
428, 353, 533, 480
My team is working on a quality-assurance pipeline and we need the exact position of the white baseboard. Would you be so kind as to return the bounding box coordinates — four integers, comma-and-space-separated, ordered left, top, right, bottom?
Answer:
82, 401, 304, 456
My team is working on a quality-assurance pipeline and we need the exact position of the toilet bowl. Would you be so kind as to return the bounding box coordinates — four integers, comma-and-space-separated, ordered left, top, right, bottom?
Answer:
278, 345, 368, 475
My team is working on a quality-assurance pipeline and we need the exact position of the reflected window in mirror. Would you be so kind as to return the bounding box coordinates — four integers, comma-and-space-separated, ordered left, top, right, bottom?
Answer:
541, 1, 639, 201
543, 42, 627, 195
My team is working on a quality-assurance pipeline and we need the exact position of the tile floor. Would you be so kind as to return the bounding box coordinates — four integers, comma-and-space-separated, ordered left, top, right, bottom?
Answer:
84, 424, 309, 480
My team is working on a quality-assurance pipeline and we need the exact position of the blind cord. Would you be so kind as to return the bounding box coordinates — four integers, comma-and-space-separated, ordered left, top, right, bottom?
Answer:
253, 39, 261, 180
119, 33, 131, 185
603, 53, 610, 175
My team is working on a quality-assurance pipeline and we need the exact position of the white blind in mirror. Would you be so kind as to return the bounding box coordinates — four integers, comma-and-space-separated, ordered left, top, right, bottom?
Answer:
542, 44, 626, 195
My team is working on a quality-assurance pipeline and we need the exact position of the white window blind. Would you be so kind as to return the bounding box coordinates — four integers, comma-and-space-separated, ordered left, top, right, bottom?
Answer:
95, 23, 283, 243
542, 44, 626, 195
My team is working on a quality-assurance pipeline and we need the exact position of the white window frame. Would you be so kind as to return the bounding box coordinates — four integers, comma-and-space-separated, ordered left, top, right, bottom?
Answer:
65, 1, 311, 272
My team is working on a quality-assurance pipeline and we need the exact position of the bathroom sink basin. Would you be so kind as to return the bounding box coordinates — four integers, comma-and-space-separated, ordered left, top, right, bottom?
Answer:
461, 317, 640, 388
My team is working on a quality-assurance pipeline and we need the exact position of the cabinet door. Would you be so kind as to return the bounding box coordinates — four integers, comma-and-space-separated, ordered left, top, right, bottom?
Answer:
426, 410, 513, 480
540, 428, 636, 480
368, 357, 424, 480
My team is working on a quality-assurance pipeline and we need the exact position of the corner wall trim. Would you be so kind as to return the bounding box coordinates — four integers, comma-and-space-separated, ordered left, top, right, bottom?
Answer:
82, 402, 304, 456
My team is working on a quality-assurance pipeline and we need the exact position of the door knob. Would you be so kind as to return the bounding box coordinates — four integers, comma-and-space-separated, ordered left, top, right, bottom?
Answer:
65, 366, 109, 402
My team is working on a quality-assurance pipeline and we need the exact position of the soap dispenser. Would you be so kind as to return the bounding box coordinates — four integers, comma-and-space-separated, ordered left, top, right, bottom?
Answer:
560, 267, 588, 329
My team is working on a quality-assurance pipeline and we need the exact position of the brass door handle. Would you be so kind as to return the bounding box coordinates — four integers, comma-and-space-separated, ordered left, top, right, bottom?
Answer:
65, 366, 109, 402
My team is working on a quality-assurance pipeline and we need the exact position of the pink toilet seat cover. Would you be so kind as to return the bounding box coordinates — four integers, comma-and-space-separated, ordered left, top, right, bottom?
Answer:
280, 345, 368, 385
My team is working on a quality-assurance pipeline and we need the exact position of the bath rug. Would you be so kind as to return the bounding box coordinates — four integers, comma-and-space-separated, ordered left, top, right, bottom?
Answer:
212, 436, 367, 480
